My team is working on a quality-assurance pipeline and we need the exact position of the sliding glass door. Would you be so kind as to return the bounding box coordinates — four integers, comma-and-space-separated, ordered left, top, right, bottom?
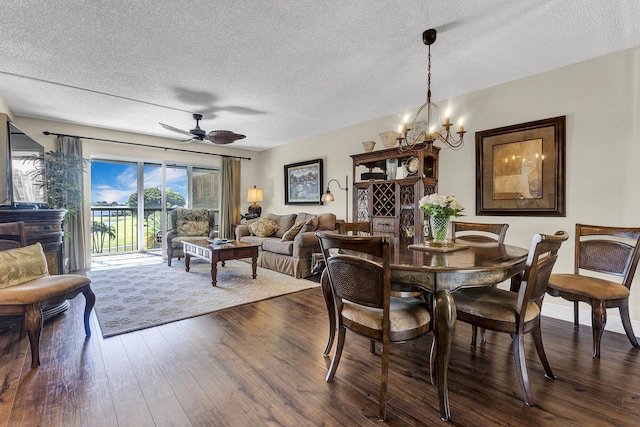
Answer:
90, 159, 219, 256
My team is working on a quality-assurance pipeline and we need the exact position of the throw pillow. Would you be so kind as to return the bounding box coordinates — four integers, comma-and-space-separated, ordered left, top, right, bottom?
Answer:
246, 217, 260, 236
299, 216, 318, 233
268, 213, 297, 238
0, 242, 49, 289
281, 221, 306, 241
248, 217, 280, 237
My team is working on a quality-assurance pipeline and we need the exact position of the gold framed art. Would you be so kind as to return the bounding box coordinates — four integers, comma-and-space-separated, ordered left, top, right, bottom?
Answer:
476, 116, 566, 216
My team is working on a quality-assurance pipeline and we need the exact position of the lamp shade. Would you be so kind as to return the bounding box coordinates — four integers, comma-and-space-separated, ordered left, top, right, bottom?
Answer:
321, 191, 334, 203
247, 186, 263, 203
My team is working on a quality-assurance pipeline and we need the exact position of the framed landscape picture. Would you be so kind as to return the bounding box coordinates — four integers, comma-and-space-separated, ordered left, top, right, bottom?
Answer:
284, 159, 323, 205
476, 116, 566, 216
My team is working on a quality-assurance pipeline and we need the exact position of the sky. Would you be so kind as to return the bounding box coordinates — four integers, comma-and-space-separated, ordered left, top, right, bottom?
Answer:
91, 161, 187, 205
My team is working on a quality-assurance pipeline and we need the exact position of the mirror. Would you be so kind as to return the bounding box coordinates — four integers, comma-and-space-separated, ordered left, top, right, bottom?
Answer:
0, 121, 47, 209
10, 123, 47, 206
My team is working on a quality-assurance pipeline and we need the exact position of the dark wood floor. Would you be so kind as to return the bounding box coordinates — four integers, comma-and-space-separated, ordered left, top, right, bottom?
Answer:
1, 286, 639, 426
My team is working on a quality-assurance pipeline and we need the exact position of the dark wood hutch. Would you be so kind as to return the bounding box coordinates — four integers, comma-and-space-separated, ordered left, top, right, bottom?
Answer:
351, 143, 439, 238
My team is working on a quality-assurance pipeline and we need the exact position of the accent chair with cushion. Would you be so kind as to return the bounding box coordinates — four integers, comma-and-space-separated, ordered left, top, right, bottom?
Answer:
166, 208, 218, 266
0, 221, 95, 369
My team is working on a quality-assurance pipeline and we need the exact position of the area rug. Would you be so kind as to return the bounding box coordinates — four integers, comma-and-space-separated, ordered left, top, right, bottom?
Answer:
87, 260, 320, 338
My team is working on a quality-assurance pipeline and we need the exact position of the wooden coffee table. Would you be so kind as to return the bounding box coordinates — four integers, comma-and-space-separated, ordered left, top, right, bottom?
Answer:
182, 239, 260, 286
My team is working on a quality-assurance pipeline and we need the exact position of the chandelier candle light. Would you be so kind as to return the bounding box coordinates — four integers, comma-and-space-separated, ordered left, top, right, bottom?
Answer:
419, 193, 465, 244
397, 29, 466, 152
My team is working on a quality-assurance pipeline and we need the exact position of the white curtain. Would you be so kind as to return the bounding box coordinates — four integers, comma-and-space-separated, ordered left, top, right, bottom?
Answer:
57, 135, 88, 271
220, 157, 241, 239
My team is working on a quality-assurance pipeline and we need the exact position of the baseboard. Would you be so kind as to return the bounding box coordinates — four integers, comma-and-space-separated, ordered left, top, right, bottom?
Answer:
542, 302, 640, 338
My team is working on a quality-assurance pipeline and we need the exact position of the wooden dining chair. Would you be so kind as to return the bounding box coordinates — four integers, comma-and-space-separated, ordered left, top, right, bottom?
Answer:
0, 221, 95, 368
336, 221, 373, 236
452, 221, 509, 244
546, 224, 640, 358
316, 231, 433, 420
453, 230, 569, 406
451, 220, 510, 344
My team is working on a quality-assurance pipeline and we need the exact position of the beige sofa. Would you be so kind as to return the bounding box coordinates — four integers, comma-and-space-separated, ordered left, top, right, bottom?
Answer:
234, 212, 337, 278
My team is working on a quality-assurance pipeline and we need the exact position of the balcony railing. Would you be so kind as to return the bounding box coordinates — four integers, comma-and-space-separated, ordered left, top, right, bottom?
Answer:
91, 207, 166, 254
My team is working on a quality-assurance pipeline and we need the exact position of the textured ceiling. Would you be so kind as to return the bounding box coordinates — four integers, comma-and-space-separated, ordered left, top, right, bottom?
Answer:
1, 1, 639, 151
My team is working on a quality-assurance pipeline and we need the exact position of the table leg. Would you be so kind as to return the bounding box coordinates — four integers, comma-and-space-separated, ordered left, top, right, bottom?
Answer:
185, 254, 191, 272
251, 251, 258, 279
211, 261, 218, 287
434, 289, 456, 421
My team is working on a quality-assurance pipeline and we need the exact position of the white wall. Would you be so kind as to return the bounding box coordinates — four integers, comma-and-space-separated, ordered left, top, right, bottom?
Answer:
260, 46, 640, 330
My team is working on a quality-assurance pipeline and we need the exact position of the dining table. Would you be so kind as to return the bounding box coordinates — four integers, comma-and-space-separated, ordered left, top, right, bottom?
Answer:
321, 235, 529, 421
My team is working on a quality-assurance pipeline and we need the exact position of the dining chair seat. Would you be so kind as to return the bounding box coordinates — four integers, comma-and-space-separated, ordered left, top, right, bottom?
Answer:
342, 297, 431, 339
454, 287, 541, 326
547, 274, 630, 300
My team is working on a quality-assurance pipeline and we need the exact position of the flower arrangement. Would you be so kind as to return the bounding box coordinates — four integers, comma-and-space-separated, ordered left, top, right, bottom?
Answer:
419, 193, 465, 218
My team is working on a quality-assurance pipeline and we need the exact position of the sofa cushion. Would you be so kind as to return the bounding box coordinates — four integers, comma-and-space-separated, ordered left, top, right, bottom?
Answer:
176, 208, 210, 236
317, 213, 337, 231
0, 242, 50, 289
239, 235, 268, 246
262, 238, 294, 256
282, 221, 306, 241
267, 213, 297, 238
171, 235, 209, 249
249, 217, 280, 237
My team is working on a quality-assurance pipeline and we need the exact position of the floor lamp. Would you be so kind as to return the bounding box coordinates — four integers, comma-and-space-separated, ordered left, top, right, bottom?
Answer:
321, 175, 349, 222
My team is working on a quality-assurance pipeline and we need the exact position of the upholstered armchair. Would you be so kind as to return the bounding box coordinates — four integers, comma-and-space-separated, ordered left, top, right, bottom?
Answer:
0, 221, 95, 369
166, 208, 218, 266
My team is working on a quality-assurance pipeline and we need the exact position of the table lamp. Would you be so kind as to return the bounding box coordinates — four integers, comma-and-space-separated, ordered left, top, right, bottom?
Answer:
246, 185, 264, 218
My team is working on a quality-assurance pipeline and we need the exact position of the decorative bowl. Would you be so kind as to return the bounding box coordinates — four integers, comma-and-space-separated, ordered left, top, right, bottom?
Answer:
362, 140, 376, 152
379, 130, 398, 148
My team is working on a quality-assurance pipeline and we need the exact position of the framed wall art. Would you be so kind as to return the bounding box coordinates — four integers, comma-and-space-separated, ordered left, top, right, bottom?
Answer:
284, 158, 323, 205
476, 116, 566, 216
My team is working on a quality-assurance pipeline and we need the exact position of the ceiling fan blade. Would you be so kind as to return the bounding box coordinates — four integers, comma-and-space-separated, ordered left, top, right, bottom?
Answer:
159, 122, 193, 136
175, 137, 198, 144
208, 130, 247, 145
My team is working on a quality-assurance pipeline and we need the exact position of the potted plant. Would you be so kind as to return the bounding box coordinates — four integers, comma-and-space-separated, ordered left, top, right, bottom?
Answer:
44, 150, 90, 220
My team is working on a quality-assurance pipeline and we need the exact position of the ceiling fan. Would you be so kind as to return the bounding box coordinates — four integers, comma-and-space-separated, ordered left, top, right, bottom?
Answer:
159, 113, 246, 145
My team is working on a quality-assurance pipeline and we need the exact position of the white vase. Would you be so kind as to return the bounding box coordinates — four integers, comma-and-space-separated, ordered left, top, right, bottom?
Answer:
430, 215, 451, 243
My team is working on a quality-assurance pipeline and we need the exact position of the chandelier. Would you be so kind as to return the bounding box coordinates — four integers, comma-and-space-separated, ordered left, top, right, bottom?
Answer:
398, 29, 465, 152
